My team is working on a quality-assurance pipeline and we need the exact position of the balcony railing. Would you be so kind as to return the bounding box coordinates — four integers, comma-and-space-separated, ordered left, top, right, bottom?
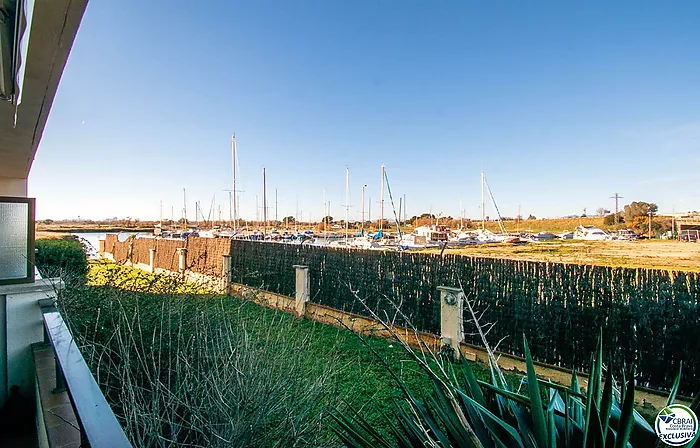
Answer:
40, 302, 131, 447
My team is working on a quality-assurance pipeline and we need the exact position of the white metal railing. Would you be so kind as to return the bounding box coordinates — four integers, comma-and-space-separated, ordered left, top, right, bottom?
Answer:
40, 303, 132, 447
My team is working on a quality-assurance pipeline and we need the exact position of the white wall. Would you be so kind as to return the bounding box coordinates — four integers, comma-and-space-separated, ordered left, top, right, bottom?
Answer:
0, 279, 60, 405
0, 176, 28, 197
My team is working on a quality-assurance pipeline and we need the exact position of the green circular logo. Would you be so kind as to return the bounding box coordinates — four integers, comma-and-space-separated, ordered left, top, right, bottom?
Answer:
655, 404, 698, 446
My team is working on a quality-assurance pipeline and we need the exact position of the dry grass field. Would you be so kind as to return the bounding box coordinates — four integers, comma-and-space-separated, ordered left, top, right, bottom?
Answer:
423, 239, 700, 272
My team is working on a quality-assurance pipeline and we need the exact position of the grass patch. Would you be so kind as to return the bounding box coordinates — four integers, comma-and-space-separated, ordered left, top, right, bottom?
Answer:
61, 261, 491, 446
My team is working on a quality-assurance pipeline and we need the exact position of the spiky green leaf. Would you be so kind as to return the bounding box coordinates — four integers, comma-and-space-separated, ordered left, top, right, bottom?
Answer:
523, 334, 549, 448
614, 369, 636, 448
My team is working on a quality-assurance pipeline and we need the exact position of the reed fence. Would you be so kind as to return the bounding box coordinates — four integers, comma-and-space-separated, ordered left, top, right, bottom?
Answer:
228, 240, 700, 395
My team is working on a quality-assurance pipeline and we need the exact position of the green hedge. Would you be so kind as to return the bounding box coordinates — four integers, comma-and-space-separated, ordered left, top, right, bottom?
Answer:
35, 238, 88, 280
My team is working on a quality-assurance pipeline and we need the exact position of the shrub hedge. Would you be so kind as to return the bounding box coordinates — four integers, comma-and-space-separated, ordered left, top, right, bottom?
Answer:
35, 238, 88, 280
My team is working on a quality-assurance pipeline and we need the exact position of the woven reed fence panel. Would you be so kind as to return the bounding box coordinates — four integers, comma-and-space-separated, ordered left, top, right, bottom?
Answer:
228, 240, 700, 395
153, 239, 186, 272
104, 236, 230, 276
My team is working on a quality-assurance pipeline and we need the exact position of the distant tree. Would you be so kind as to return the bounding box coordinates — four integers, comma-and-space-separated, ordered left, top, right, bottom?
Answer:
322, 216, 334, 223
527, 214, 537, 220
624, 201, 658, 223
283, 216, 295, 223
42, 219, 54, 224
596, 207, 610, 217
603, 213, 624, 226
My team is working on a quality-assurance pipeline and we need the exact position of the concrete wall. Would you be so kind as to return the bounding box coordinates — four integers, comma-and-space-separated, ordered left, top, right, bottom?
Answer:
0, 176, 28, 197
0, 278, 61, 405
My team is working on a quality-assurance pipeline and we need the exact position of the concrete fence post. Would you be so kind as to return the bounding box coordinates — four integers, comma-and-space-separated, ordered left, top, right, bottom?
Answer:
293, 265, 310, 317
177, 248, 187, 275
149, 248, 156, 273
222, 255, 232, 293
437, 286, 464, 353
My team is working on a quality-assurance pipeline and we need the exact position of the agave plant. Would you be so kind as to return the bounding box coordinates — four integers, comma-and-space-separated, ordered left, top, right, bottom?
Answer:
333, 328, 698, 448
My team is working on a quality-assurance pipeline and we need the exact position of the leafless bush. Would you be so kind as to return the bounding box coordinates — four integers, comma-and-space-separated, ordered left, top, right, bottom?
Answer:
59, 265, 350, 447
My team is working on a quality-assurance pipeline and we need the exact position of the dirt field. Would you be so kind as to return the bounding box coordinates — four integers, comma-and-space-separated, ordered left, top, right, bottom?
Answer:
423, 240, 700, 272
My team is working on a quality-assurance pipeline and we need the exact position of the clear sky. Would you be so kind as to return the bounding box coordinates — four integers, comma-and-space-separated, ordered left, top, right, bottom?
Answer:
29, 0, 700, 221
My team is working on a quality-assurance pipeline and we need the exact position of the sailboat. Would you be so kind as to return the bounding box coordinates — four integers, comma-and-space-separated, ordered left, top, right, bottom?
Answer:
217, 134, 244, 239
469, 172, 523, 244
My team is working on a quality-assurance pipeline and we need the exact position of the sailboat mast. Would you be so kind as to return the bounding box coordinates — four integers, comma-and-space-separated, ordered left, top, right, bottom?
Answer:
481, 172, 485, 230
460, 198, 464, 230
403, 194, 406, 224
262, 168, 267, 236
345, 166, 349, 245
228, 191, 233, 227
183, 188, 187, 230
232, 134, 238, 232
398, 197, 402, 228
380, 164, 385, 231
361, 185, 366, 232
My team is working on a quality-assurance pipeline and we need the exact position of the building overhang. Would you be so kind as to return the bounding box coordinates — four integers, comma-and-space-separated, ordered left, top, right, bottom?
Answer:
0, 0, 88, 194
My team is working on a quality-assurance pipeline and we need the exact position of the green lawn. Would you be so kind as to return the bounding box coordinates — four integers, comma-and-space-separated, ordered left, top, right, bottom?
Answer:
61, 262, 491, 447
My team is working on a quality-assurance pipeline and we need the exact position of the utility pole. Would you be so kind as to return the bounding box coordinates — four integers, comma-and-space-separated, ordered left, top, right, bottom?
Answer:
610, 192, 623, 224
275, 189, 278, 224
648, 207, 654, 239
295, 196, 299, 233
380, 164, 385, 231
460, 198, 464, 230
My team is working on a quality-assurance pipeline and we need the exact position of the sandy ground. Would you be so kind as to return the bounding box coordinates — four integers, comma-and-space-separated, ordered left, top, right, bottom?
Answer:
427, 240, 700, 272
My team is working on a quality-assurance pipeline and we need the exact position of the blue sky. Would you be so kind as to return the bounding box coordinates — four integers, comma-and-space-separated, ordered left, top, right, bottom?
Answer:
29, 0, 700, 221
